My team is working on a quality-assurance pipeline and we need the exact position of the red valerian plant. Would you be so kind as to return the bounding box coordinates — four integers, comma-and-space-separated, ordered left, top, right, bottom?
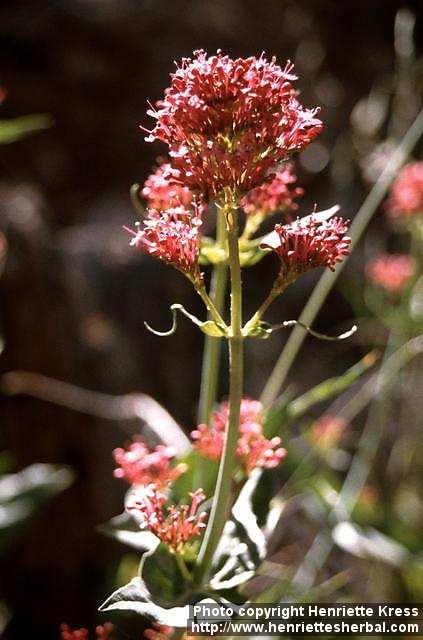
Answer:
97, 50, 354, 636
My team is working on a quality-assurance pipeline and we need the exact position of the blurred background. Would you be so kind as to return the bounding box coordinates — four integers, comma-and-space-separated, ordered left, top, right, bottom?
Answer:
0, 1, 422, 638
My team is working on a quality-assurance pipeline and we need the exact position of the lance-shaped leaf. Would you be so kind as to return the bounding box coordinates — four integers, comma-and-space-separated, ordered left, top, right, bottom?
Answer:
263, 351, 378, 438
0, 463, 74, 554
140, 542, 192, 607
0, 114, 52, 144
169, 449, 219, 503
99, 577, 190, 627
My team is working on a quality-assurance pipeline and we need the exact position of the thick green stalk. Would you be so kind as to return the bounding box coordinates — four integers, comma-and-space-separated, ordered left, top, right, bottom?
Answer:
198, 211, 228, 424
260, 108, 423, 409
195, 204, 243, 584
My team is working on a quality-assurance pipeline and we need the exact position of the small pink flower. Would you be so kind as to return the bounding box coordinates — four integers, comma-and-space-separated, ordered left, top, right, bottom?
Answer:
237, 432, 286, 474
241, 165, 303, 216
142, 162, 194, 210
143, 50, 322, 197
263, 214, 350, 277
127, 486, 207, 553
388, 162, 423, 218
113, 438, 186, 489
366, 254, 416, 294
144, 624, 174, 640
310, 415, 347, 450
126, 203, 203, 282
192, 398, 286, 474
60, 623, 113, 640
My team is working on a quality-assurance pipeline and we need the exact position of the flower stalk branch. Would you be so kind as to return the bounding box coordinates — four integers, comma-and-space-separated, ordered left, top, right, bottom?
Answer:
198, 209, 228, 424
195, 199, 244, 584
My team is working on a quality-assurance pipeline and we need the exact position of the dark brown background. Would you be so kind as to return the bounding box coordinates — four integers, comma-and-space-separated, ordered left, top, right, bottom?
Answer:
0, 1, 421, 637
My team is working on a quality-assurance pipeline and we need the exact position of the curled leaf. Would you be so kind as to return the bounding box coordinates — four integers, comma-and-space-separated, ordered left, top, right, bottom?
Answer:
245, 318, 357, 341
144, 304, 226, 337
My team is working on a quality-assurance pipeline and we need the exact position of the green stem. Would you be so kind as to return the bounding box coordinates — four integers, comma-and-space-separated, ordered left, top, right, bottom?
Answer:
260, 108, 423, 409
198, 212, 228, 424
176, 553, 193, 583
243, 275, 290, 335
195, 202, 244, 584
195, 283, 227, 329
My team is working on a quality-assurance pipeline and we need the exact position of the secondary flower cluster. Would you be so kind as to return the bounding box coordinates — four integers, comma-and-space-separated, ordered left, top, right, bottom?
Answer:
191, 398, 286, 474
60, 624, 113, 640
113, 440, 187, 488
366, 254, 416, 294
241, 165, 303, 217
144, 50, 322, 197
142, 162, 194, 210
263, 214, 351, 279
127, 486, 207, 553
388, 162, 423, 218
126, 203, 203, 282
113, 437, 206, 552
310, 415, 347, 450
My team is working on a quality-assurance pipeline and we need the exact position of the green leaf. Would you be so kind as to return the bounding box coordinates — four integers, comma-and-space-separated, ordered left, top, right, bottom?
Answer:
245, 321, 273, 339
0, 463, 74, 554
141, 542, 191, 607
286, 350, 379, 421
200, 320, 226, 337
170, 449, 219, 503
0, 114, 52, 144
99, 577, 189, 627
263, 388, 296, 438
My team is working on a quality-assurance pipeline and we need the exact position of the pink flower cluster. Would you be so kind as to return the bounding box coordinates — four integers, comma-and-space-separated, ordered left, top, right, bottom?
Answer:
366, 254, 416, 294
241, 165, 303, 216
264, 214, 351, 277
60, 624, 113, 640
310, 415, 347, 450
144, 624, 174, 640
388, 162, 423, 218
113, 439, 186, 489
126, 203, 203, 281
127, 487, 207, 553
191, 398, 286, 474
144, 50, 322, 197
142, 162, 194, 210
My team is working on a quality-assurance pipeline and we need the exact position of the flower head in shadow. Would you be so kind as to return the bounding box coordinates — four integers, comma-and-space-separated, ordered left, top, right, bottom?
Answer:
60, 624, 113, 640
113, 438, 187, 489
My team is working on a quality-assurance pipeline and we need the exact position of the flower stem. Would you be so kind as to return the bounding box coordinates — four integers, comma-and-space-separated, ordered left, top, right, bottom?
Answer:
176, 553, 193, 583
242, 275, 289, 335
198, 211, 228, 424
195, 201, 243, 584
195, 283, 227, 329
